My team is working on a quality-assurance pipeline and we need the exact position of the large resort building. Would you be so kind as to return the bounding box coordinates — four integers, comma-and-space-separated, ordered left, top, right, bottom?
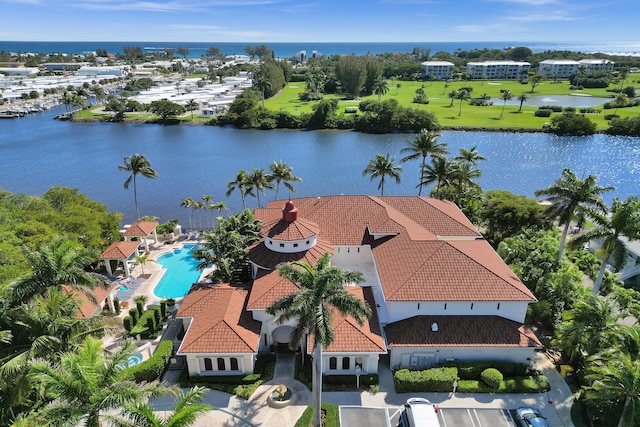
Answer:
421, 61, 455, 80
538, 59, 615, 78
466, 61, 531, 79
176, 195, 542, 377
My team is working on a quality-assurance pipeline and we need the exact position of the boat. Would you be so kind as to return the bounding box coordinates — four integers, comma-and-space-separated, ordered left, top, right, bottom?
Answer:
0, 112, 18, 119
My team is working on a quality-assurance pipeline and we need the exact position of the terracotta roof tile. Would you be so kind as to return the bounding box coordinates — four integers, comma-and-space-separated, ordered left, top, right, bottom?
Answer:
261, 217, 320, 241
122, 221, 159, 237
247, 270, 300, 310
247, 239, 334, 272
385, 315, 542, 348
313, 287, 386, 353
63, 282, 118, 318
176, 284, 261, 354
99, 241, 141, 260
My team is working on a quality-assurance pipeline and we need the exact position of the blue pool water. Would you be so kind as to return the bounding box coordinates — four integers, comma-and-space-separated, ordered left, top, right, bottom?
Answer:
153, 244, 202, 298
128, 353, 143, 366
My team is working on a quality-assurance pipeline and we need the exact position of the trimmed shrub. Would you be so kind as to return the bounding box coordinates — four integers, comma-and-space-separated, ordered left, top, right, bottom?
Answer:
394, 367, 458, 392
123, 315, 133, 332
135, 298, 145, 316
145, 316, 155, 334
534, 108, 553, 117
481, 368, 503, 389
113, 297, 121, 315
160, 300, 167, 318
443, 361, 529, 379
539, 105, 563, 112
128, 308, 139, 325
122, 339, 173, 382
152, 305, 162, 326
344, 106, 358, 114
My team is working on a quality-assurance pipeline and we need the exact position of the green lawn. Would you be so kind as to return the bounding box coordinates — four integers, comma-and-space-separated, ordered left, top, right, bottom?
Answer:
265, 77, 640, 131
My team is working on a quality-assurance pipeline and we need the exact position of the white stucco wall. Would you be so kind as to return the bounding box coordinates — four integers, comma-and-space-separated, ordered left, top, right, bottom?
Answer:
386, 301, 529, 324
322, 352, 381, 375
332, 245, 374, 265
185, 353, 255, 376
389, 346, 537, 370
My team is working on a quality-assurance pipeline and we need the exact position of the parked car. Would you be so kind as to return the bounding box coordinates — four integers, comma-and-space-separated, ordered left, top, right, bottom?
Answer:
401, 398, 441, 427
515, 407, 550, 427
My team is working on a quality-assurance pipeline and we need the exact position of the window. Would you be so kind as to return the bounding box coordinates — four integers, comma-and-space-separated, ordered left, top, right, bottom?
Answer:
306, 240, 310, 244
204, 358, 213, 371
329, 357, 337, 370
268, 240, 272, 245
279, 243, 285, 248
293, 243, 298, 248
217, 358, 226, 371
230, 357, 239, 371
444, 303, 447, 310
342, 357, 350, 370
471, 303, 474, 310
497, 303, 501, 310
417, 303, 420, 310
355, 357, 364, 369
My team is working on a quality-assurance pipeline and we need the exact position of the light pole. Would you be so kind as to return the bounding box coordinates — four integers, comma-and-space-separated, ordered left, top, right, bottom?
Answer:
355, 365, 362, 389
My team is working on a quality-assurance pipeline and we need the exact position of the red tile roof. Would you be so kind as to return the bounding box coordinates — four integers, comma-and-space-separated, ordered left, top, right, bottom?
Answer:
309, 286, 386, 353
122, 221, 159, 237
261, 217, 319, 241
176, 284, 261, 354
63, 282, 118, 318
247, 239, 334, 273
254, 196, 534, 304
385, 316, 542, 348
99, 241, 141, 260
385, 315, 542, 348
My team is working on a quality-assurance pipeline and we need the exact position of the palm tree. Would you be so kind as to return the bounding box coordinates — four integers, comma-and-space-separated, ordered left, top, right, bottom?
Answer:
420, 156, 454, 198
585, 325, 640, 427
202, 194, 226, 229
454, 146, 485, 167
269, 161, 301, 200
253, 76, 272, 106
447, 89, 456, 107
449, 161, 482, 198
133, 252, 156, 276
373, 76, 388, 101
180, 197, 195, 231
266, 253, 371, 427
226, 170, 254, 210
119, 154, 159, 220
363, 153, 402, 196
454, 89, 470, 116
24, 337, 174, 427
499, 89, 513, 118
517, 93, 528, 112
247, 168, 275, 208
613, 92, 630, 115
185, 99, 198, 119
8, 237, 109, 305
571, 196, 640, 294
534, 168, 614, 263
107, 386, 211, 427
400, 129, 449, 196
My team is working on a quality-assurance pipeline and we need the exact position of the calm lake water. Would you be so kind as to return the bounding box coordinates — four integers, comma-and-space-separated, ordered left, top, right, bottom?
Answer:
1, 106, 639, 227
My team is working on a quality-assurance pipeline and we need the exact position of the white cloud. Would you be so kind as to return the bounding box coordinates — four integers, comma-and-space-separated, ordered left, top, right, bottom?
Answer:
72, 0, 282, 13
4, 0, 42, 4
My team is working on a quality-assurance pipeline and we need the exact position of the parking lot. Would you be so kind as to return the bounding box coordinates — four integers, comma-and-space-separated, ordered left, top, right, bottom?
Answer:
340, 406, 518, 427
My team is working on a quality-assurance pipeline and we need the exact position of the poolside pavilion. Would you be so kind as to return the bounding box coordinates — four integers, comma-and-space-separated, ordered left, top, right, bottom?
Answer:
122, 220, 159, 252
99, 240, 143, 277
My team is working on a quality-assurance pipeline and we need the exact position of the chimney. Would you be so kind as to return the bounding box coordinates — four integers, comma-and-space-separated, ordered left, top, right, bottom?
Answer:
282, 200, 298, 222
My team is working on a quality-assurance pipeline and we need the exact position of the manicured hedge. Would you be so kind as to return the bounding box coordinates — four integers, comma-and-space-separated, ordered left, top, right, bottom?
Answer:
481, 368, 503, 389
122, 339, 173, 382
394, 367, 458, 392
442, 360, 531, 379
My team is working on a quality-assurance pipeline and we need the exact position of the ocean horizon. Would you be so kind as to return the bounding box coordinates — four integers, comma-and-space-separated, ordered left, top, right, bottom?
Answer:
2, 40, 640, 58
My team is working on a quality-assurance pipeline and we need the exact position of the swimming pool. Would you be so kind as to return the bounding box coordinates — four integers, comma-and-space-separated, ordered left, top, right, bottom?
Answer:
128, 353, 144, 366
153, 244, 203, 298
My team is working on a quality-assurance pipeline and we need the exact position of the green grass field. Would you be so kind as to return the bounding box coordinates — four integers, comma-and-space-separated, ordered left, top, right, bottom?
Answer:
265, 76, 640, 131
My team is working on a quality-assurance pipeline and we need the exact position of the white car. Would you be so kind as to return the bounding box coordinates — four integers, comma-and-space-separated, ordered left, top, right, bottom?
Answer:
401, 398, 441, 427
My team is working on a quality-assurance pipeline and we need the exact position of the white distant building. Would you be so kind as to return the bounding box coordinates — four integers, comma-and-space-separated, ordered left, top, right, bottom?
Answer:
76, 66, 129, 77
538, 60, 580, 78
466, 61, 530, 79
0, 67, 38, 77
578, 59, 614, 74
421, 61, 454, 80
294, 50, 306, 63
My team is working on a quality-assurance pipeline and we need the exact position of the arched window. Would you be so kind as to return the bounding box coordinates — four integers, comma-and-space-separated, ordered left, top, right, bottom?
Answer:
217, 357, 226, 371
230, 357, 239, 371
342, 357, 350, 370
204, 358, 213, 371
329, 357, 337, 370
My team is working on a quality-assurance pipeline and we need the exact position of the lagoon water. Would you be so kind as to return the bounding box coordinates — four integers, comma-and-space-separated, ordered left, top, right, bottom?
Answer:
1, 106, 639, 227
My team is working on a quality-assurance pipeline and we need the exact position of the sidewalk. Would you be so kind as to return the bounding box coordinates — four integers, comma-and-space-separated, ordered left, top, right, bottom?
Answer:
159, 352, 574, 427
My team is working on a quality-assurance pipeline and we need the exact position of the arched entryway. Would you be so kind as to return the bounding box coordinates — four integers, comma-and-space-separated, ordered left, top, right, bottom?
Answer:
272, 325, 295, 353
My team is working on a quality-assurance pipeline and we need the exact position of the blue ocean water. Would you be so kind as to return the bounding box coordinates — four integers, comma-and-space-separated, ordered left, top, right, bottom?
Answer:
2, 40, 640, 58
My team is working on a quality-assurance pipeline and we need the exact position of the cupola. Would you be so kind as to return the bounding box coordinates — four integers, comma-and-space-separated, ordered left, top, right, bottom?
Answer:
282, 200, 298, 222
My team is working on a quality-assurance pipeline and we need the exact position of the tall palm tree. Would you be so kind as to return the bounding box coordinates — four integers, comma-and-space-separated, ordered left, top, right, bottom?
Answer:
247, 168, 275, 208
363, 153, 402, 196
8, 237, 109, 305
449, 161, 482, 198
420, 156, 454, 198
517, 93, 528, 112
266, 254, 371, 427
499, 89, 513, 118
571, 196, 640, 294
454, 146, 485, 167
400, 129, 448, 196
226, 170, 254, 210
269, 161, 301, 200
185, 99, 198, 119
454, 89, 470, 116
372, 76, 389, 102
119, 154, 159, 220
180, 197, 195, 231
613, 92, 630, 115
253, 76, 272, 106
133, 252, 156, 276
24, 337, 174, 427
202, 194, 226, 229
107, 386, 211, 427
534, 168, 614, 263
585, 325, 640, 427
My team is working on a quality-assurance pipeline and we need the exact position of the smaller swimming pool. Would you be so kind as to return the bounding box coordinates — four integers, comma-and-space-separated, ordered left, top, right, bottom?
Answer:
128, 353, 144, 366
153, 244, 202, 299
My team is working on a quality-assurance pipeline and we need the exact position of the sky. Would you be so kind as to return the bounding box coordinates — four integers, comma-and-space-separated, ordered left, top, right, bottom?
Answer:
0, 0, 637, 43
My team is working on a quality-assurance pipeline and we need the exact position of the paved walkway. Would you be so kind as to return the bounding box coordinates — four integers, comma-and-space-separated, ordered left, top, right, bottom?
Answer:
156, 352, 574, 427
